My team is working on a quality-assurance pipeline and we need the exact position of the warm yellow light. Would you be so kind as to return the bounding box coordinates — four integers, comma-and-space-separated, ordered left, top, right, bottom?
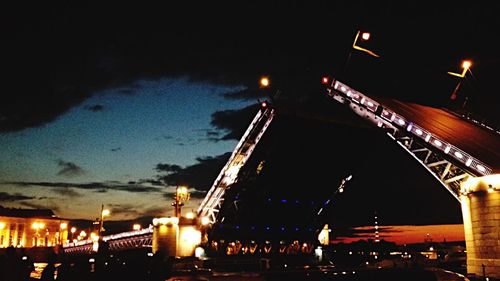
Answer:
133, 224, 141, 231
260, 77, 270, 88
0, 222, 5, 230
185, 212, 195, 219
90, 232, 99, 241
102, 209, 110, 216
71, 227, 77, 234
352, 31, 380, 58
461, 174, 499, 194
462, 60, 472, 70
60, 223, 68, 230
32, 222, 45, 230
79, 230, 87, 237
201, 216, 210, 226
153, 217, 179, 226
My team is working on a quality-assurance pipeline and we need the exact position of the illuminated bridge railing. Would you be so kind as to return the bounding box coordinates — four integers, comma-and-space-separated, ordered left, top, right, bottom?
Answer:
63, 227, 153, 254
325, 78, 492, 201
198, 106, 275, 224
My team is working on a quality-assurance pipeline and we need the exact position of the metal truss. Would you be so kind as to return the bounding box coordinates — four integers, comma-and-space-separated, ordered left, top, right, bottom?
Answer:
209, 240, 315, 255
63, 229, 154, 254
63, 243, 94, 255
198, 106, 275, 224
388, 132, 470, 201
107, 234, 152, 251
324, 78, 490, 203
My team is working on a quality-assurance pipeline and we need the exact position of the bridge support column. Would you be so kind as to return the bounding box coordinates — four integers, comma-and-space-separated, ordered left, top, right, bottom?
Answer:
460, 174, 500, 279
152, 217, 201, 257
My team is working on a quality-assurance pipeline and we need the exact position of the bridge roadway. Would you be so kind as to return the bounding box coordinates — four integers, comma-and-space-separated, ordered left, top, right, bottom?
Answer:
375, 97, 500, 173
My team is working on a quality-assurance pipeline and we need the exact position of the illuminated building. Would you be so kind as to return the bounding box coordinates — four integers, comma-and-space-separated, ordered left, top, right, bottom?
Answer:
0, 206, 69, 248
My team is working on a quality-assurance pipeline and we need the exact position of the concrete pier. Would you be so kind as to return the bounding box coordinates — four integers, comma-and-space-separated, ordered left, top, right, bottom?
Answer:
460, 174, 500, 279
152, 217, 201, 257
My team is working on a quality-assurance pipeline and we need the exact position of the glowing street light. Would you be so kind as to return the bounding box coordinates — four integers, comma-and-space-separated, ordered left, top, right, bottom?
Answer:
260, 77, 270, 88
352, 31, 380, 58
58, 222, 68, 245
201, 216, 210, 226
70, 227, 77, 241
173, 186, 190, 217
98, 205, 111, 236
447, 59, 473, 106
448, 60, 472, 78
102, 209, 111, 217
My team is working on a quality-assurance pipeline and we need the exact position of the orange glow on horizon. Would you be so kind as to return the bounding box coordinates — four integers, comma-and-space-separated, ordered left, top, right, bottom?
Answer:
334, 224, 464, 245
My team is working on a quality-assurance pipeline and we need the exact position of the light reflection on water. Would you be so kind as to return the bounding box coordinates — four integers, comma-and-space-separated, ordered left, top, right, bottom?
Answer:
31, 262, 61, 279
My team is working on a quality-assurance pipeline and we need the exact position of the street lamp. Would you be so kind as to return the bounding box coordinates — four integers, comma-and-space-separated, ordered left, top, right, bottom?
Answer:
352, 31, 380, 58
173, 186, 190, 217
59, 222, 67, 245
70, 227, 77, 241
98, 205, 110, 236
260, 77, 270, 88
447, 60, 473, 108
448, 60, 472, 78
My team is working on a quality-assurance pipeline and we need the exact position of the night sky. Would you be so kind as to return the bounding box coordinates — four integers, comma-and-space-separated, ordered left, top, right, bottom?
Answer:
1, 2, 498, 243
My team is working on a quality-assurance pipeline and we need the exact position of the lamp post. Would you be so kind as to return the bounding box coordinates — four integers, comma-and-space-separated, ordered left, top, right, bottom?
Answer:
59, 222, 67, 245
447, 60, 472, 109
172, 186, 190, 217
344, 30, 380, 75
98, 205, 110, 237
70, 227, 76, 241
352, 31, 380, 58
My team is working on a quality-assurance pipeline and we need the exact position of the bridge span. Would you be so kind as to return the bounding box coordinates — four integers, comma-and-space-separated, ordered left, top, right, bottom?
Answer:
64, 77, 499, 279
325, 77, 499, 279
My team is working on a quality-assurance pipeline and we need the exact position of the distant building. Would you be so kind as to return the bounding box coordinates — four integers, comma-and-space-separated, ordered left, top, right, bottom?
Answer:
0, 206, 69, 248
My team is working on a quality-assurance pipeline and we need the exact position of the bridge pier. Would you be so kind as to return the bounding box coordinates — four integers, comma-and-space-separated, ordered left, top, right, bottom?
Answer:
460, 174, 500, 279
152, 217, 201, 257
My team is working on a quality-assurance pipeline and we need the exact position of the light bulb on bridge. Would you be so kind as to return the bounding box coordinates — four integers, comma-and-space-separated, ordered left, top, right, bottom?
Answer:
260, 77, 270, 88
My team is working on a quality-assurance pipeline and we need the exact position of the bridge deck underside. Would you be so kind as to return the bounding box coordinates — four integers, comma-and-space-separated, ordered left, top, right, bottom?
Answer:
376, 97, 500, 172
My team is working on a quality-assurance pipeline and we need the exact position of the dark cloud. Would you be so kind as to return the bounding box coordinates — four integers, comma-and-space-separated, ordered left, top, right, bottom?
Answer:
155, 163, 182, 174
0, 192, 35, 202
3, 181, 161, 194
50, 187, 82, 198
84, 104, 104, 112
189, 189, 210, 199
109, 203, 142, 218
1, 2, 498, 133
210, 105, 261, 141
194, 128, 224, 142
333, 226, 399, 240
110, 147, 121, 152
56, 160, 86, 177
19, 201, 60, 213
108, 204, 168, 219
155, 153, 231, 191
